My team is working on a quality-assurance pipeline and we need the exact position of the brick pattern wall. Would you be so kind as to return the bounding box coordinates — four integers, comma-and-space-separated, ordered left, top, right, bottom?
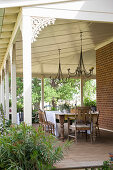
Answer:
96, 42, 113, 130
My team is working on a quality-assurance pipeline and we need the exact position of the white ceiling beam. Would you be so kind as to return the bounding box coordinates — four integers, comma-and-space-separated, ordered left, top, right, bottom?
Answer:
16, 72, 96, 79
23, 4, 113, 22
0, 0, 74, 8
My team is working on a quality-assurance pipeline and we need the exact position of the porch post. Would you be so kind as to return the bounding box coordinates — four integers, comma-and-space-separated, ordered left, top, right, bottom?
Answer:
0, 77, 1, 105
10, 44, 17, 124
41, 77, 44, 110
80, 78, 84, 106
22, 15, 32, 125
1, 70, 4, 109
5, 60, 9, 120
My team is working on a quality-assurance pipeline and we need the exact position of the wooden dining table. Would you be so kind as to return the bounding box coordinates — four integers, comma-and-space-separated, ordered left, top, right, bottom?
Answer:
55, 111, 99, 142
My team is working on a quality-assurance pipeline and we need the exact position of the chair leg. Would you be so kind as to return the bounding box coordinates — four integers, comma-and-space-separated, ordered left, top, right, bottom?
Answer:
75, 129, 77, 143
86, 130, 87, 141
68, 119, 70, 140
96, 126, 100, 137
90, 131, 93, 144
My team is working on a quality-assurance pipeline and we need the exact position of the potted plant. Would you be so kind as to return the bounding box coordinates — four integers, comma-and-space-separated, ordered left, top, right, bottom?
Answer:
60, 103, 70, 113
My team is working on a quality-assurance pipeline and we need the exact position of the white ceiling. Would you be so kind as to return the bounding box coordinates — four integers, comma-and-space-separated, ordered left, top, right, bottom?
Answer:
15, 19, 113, 77
1, 7, 113, 77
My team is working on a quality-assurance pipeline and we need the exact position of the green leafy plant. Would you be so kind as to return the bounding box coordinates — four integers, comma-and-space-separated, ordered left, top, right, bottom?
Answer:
60, 103, 70, 112
51, 107, 57, 111
84, 97, 96, 107
32, 109, 39, 123
0, 104, 11, 135
102, 161, 111, 170
0, 123, 64, 170
17, 102, 23, 113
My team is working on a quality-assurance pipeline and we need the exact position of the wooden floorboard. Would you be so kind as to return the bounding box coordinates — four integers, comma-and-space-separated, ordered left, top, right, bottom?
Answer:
33, 123, 113, 169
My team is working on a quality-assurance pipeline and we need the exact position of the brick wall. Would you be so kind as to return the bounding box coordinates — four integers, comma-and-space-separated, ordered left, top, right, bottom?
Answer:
96, 42, 113, 130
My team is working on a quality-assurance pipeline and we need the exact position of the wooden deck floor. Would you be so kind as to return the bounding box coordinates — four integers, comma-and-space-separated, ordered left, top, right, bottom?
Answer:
33, 123, 113, 169
55, 125, 113, 169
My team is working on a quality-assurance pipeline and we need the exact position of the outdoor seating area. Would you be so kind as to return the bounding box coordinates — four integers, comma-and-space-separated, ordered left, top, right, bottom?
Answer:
37, 107, 99, 143
0, 0, 113, 169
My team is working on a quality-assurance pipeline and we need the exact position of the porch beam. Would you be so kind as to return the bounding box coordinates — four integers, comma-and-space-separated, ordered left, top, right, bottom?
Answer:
0, 0, 73, 8
23, 3, 113, 23
22, 15, 32, 125
16, 73, 96, 79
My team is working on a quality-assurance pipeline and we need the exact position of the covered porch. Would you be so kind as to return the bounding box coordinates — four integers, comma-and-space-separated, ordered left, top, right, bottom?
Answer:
0, 0, 113, 168
0, 1, 113, 126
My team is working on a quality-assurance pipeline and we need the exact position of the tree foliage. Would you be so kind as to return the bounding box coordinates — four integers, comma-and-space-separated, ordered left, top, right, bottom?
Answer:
83, 79, 96, 106
44, 78, 80, 105
83, 79, 96, 100
15, 77, 96, 109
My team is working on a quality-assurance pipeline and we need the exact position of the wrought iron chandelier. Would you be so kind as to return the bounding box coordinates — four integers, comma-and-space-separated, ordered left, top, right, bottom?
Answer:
67, 32, 94, 78
55, 49, 64, 80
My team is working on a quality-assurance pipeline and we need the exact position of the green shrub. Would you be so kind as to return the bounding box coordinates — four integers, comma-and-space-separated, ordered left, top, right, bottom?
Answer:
32, 109, 39, 123
84, 97, 96, 107
0, 123, 64, 170
102, 161, 111, 170
17, 102, 23, 112
51, 107, 57, 111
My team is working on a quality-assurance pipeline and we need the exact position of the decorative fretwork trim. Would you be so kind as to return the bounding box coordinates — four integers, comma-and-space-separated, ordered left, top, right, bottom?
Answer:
31, 17, 56, 43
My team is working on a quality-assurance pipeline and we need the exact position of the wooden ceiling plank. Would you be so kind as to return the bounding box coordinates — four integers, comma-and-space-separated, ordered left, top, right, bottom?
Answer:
3, 15, 17, 24
0, 32, 12, 38
0, 38, 10, 44
0, 43, 8, 48
0, 48, 7, 53
5, 7, 20, 14
2, 24, 15, 31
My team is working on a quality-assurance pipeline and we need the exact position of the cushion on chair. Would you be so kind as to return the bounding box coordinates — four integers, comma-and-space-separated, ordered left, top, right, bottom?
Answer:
69, 124, 90, 130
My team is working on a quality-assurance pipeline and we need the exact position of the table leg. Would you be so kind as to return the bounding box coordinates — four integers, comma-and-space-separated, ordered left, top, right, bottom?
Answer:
92, 115, 97, 142
59, 115, 65, 142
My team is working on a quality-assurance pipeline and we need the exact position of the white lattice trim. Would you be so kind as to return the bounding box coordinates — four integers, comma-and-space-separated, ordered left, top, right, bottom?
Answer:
31, 17, 56, 43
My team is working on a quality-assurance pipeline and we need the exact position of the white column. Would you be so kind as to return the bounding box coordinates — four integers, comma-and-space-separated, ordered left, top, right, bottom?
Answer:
41, 77, 44, 110
22, 15, 32, 125
5, 60, 9, 120
0, 77, 1, 105
10, 44, 17, 124
80, 78, 84, 107
1, 70, 4, 110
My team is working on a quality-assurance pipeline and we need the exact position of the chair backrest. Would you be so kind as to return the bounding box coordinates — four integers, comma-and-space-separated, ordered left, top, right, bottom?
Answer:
38, 109, 46, 123
76, 106, 91, 123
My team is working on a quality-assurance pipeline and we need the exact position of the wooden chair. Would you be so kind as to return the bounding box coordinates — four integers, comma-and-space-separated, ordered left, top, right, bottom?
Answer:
38, 109, 55, 135
68, 107, 92, 143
